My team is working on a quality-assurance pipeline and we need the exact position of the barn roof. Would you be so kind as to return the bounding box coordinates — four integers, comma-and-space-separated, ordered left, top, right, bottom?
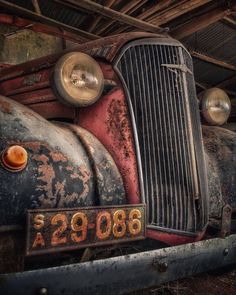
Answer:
0, 0, 235, 120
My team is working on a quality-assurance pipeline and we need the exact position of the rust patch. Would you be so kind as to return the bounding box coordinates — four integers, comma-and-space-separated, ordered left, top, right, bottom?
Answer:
20, 141, 42, 152
50, 151, 67, 163
71, 165, 91, 201
30, 143, 91, 207
34, 154, 56, 206
66, 166, 74, 171
0, 99, 12, 114
106, 98, 132, 159
33, 154, 49, 165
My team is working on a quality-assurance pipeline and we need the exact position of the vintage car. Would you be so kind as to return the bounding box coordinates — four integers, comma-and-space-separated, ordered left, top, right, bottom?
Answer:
0, 13, 236, 295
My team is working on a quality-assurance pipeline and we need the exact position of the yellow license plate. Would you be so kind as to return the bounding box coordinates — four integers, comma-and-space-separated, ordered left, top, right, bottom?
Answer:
26, 204, 146, 256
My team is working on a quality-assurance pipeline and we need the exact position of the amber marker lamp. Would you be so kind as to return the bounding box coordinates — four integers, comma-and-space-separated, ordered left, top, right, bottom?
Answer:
1, 145, 28, 172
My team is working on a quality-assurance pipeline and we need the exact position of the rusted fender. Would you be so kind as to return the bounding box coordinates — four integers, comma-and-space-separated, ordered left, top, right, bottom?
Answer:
202, 125, 236, 218
67, 125, 126, 205
0, 95, 126, 230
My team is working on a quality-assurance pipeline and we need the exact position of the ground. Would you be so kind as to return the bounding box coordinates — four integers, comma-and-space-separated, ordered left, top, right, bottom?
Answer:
127, 266, 236, 295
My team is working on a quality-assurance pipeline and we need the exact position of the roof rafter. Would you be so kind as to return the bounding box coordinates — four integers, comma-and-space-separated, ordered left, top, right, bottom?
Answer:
171, 7, 231, 39
59, 0, 164, 33
191, 51, 236, 72
0, 0, 99, 41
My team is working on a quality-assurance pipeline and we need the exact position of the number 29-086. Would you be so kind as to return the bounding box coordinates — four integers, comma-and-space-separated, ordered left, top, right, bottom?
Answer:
27, 206, 145, 255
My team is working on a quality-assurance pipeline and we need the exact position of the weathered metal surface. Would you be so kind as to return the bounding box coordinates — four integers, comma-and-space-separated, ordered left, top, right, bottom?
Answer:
79, 84, 140, 205
220, 205, 232, 237
0, 231, 24, 274
11, 88, 55, 105
146, 229, 205, 246
202, 126, 236, 218
1, 234, 236, 295
26, 205, 145, 256
114, 38, 209, 237
0, 95, 126, 230
29, 101, 75, 120
68, 124, 126, 205
0, 69, 51, 96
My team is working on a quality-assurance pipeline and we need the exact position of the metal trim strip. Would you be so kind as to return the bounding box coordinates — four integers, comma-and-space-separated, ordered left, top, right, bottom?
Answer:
1, 234, 236, 295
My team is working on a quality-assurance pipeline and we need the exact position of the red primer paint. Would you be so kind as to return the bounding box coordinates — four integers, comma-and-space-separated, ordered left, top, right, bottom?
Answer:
79, 87, 140, 205
147, 229, 205, 245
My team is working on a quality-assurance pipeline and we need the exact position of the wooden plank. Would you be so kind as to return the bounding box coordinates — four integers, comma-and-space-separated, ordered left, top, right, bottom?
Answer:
216, 75, 236, 88
195, 81, 207, 90
223, 16, 236, 28
149, 0, 213, 25
63, 0, 163, 33
139, 0, 179, 21
172, 7, 231, 39
31, 0, 41, 14
109, 0, 171, 35
0, 0, 99, 41
125, 0, 148, 15
190, 51, 236, 72
197, 79, 236, 98
87, 0, 116, 33
96, 0, 147, 35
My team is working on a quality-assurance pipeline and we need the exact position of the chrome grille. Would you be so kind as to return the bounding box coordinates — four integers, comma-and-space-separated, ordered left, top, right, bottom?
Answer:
115, 39, 208, 233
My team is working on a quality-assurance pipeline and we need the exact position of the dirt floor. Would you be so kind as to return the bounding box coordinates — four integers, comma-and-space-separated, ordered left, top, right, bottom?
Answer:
127, 266, 236, 295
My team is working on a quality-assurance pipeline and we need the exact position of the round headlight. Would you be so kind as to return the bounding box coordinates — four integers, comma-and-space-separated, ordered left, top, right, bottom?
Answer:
53, 52, 104, 107
199, 88, 231, 126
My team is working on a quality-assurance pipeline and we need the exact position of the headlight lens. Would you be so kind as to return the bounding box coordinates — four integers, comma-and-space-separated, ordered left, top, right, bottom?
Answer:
199, 88, 231, 126
54, 52, 104, 107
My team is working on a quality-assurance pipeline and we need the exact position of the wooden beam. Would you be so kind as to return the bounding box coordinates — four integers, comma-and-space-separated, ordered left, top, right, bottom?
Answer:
31, 0, 41, 15
195, 81, 207, 90
107, 0, 171, 35
148, 0, 213, 25
197, 80, 236, 98
216, 75, 236, 89
171, 7, 231, 39
62, 0, 163, 33
96, 0, 147, 35
0, 0, 99, 41
87, 0, 116, 33
190, 51, 236, 72
223, 16, 236, 28
137, 0, 173, 21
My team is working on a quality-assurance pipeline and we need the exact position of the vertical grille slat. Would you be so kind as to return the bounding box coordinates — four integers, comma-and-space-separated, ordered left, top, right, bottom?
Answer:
116, 40, 208, 233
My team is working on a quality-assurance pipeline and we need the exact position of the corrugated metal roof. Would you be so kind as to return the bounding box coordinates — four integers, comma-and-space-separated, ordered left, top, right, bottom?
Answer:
192, 58, 235, 85
182, 21, 236, 65
39, 1, 88, 28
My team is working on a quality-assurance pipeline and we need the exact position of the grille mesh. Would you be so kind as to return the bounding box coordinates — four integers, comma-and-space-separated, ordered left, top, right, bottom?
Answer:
116, 41, 208, 233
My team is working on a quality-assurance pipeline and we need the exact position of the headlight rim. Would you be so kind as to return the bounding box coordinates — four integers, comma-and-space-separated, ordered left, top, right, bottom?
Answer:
53, 51, 104, 108
199, 87, 231, 126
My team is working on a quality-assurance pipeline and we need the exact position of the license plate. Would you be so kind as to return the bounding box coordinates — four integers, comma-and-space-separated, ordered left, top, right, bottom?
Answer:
26, 204, 146, 256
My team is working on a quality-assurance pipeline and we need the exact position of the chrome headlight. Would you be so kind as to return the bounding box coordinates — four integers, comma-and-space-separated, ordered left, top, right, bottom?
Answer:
199, 88, 231, 126
54, 52, 104, 107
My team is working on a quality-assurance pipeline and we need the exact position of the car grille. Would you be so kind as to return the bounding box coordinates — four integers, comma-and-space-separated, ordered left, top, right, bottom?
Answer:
115, 38, 208, 233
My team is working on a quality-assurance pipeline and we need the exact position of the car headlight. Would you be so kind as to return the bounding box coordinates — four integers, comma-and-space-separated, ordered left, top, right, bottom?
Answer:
53, 52, 104, 107
199, 88, 231, 126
